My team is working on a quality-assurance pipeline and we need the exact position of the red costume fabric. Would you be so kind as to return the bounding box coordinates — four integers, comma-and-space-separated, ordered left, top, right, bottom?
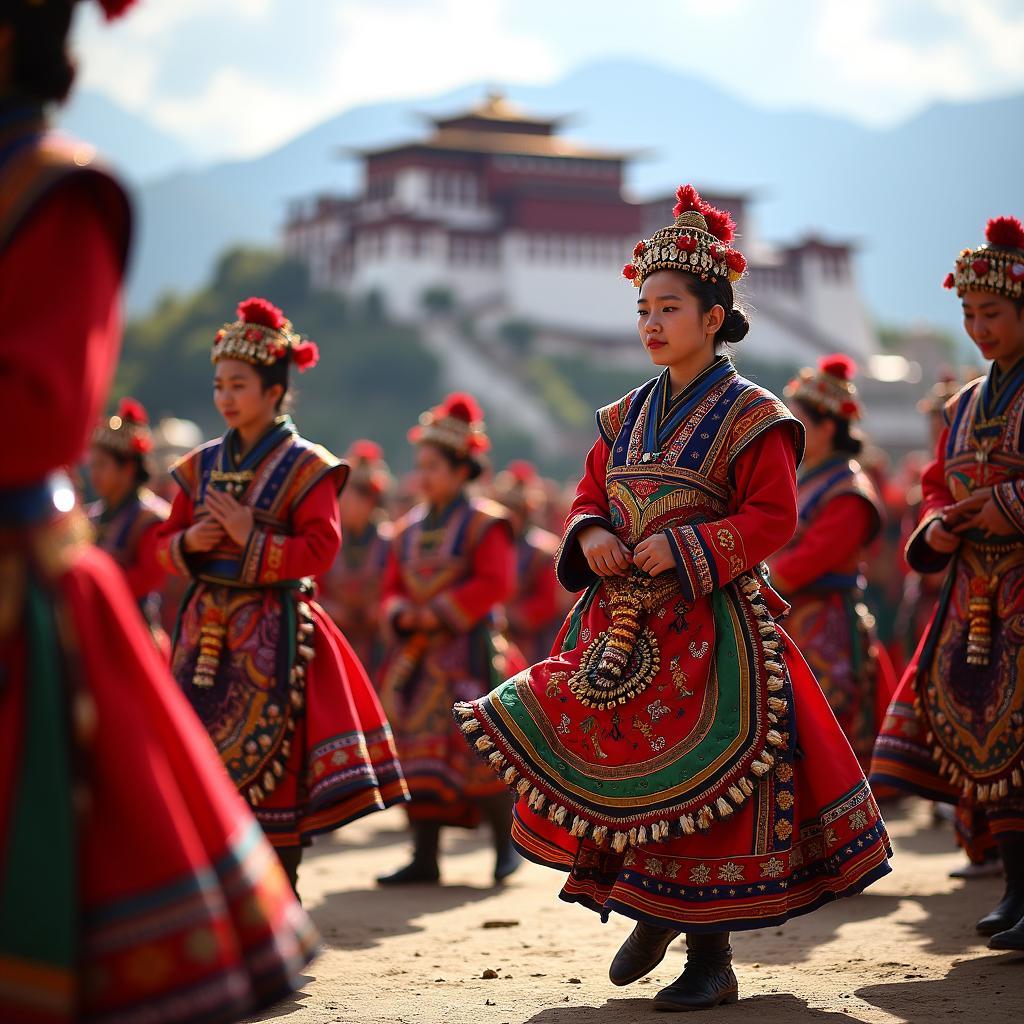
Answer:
157, 426, 408, 848
457, 361, 892, 933
872, 367, 1024, 852
772, 460, 898, 771
318, 518, 391, 675
0, 115, 315, 1024
87, 488, 171, 655
377, 496, 520, 827
508, 525, 562, 664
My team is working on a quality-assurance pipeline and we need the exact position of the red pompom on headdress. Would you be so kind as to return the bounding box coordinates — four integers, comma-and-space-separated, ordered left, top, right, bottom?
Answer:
726, 249, 747, 275
96, 0, 139, 21
819, 354, 857, 381
985, 216, 1024, 251
672, 184, 702, 219
672, 184, 736, 243
441, 392, 484, 427
506, 459, 538, 485
349, 439, 384, 462
117, 396, 148, 425
237, 296, 285, 330
291, 340, 320, 372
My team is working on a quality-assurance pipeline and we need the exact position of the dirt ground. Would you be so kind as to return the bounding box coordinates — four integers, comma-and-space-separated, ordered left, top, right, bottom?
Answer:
245, 800, 1024, 1024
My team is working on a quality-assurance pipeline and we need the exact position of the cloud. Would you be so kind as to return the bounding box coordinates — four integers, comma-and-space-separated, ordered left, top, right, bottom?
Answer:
77, 0, 559, 158
71, 0, 1024, 160
812, 0, 1024, 121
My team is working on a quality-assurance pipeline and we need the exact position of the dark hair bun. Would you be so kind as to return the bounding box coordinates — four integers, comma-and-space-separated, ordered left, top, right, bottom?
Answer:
718, 307, 750, 344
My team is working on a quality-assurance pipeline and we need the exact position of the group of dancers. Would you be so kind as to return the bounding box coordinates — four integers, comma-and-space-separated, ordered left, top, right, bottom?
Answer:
2, 1, 1024, 1020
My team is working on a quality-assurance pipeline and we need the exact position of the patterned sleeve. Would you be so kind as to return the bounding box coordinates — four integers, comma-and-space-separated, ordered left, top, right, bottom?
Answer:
993, 480, 1024, 534
904, 428, 956, 574
554, 436, 615, 592
665, 423, 799, 603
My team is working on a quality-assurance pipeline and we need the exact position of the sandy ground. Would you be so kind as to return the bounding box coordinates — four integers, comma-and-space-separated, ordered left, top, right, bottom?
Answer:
245, 800, 1024, 1024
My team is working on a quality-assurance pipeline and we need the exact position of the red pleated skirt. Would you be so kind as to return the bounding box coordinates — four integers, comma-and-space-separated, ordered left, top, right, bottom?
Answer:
0, 536, 318, 1024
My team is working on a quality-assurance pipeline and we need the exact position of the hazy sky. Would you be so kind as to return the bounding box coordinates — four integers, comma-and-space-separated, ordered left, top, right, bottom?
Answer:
76, 0, 1024, 161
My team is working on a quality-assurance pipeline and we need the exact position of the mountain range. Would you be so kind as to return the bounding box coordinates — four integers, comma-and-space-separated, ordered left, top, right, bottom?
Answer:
60, 58, 1024, 334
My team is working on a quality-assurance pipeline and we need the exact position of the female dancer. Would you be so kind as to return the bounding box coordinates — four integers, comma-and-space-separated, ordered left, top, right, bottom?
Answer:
376, 394, 521, 885
0, 3, 317, 1020
318, 438, 393, 675
87, 396, 171, 654
872, 215, 1024, 950
157, 297, 407, 895
492, 460, 561, 665
773, 355, 897, 773
455, 186, 893, 1010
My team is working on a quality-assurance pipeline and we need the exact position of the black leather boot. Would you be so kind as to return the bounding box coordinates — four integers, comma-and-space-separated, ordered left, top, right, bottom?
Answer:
477, 793, 522, 883
653, 932, 739, 1012
989, 914, 1024, 950
977, 836, 1024, 936
275, 845, 303, 900
609, 921, 679, 986
987, 834, 1024, 949
377, 822, 441, 885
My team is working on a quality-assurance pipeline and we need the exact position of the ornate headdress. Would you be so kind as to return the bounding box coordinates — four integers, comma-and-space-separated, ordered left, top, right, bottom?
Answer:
92, 397, 154, 457
623, 184, 747, 289
408, 392, 490, 458
785, 354, 863, 422
492, 459, 544, 514
943, 216, 1024, 301
917, 370, 962, 415
211, 297, 320, 372
345, 439, 393, 497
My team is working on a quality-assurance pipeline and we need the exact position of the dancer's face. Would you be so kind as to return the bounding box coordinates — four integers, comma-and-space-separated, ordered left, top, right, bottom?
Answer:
636, 271, 721, 370
414, 443, 470, 507
962, 291, 1024, 369
213, 359, 281, 434
87, 447, 135, 503
339, 486, 378, 532
789, 401, 836, 465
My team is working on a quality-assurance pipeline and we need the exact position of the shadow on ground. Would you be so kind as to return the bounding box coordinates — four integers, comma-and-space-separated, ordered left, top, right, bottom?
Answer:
856, 951, 1024, 1024
525, 993, 873, 1023
242, 975, 315, 1022
311, 880, 510, 950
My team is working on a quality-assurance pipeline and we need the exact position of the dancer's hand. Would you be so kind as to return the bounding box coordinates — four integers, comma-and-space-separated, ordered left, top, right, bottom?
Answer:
943, 487, 991, 525
183, 519, 224, 553
416, 607, 442, 631
205, 488, 255, 547
924, 518, 961, 553
955, 498, 1014, 537
633, 533, 675, 577
394, 603, 418, 632
578, 525, 632, 576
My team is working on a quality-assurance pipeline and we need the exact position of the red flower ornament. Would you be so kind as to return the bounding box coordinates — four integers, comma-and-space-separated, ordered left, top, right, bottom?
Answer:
292, 341, 320, 372
972, 258, 991, 277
